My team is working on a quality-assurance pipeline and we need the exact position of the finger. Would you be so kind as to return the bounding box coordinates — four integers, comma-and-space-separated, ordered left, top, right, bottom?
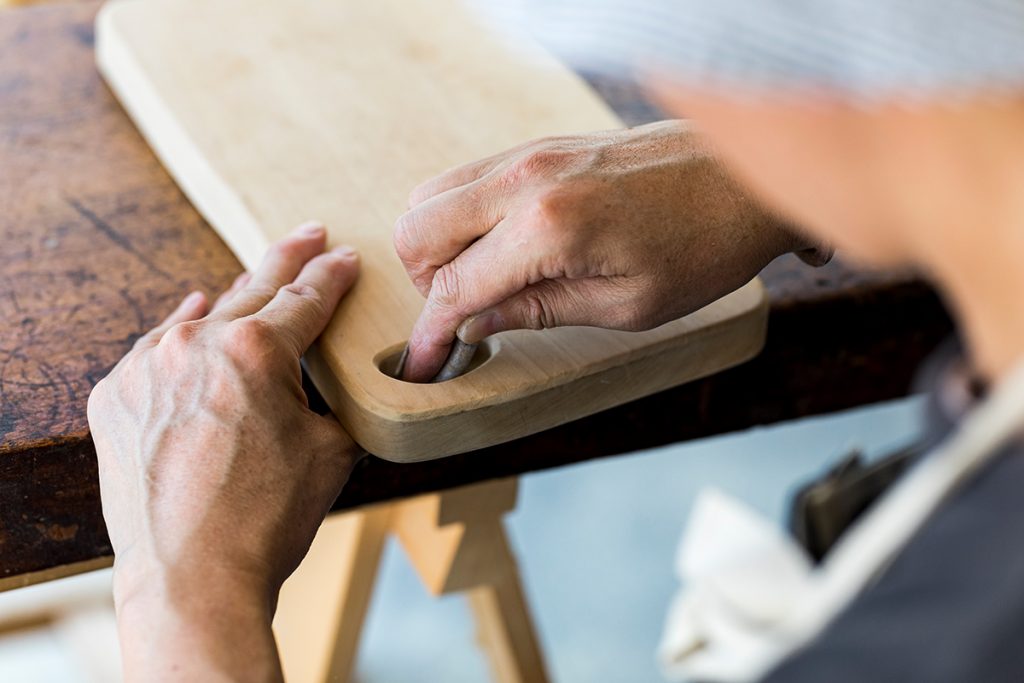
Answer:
217, 221, 329, 318
406, 152, 509, 208
394, 178, 508, 296
305, 413, 366, 513
407, 135, 575, 207
210, 272, 252, 313
312, 413, 366, 467
133, 290, 209, 350
402, 224, 542, 381
254, 245, 361, 357
456, 278, 644, 343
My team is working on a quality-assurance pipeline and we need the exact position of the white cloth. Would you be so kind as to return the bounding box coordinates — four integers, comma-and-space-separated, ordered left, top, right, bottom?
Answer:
659, 490, 813, 682
657, 361, 1024, 682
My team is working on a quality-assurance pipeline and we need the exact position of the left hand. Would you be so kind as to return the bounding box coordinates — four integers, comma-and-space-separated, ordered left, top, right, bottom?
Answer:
88, 222, 361, 681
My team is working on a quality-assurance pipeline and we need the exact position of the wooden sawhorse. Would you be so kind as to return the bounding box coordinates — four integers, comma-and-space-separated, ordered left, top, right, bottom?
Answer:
273, 477, 548, 683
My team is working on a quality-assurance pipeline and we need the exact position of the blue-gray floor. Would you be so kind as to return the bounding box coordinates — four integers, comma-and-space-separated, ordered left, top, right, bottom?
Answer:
356, 397, 925, 683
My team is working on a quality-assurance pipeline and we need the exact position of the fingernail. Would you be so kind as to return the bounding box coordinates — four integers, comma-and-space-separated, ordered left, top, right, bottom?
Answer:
295, 220, 326, 237
457, 311, 500, 344
332, 244, 359, 259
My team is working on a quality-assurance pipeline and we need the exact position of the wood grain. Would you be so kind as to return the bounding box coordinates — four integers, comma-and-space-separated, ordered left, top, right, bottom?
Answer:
0, 1, 953, 590
95, 0, 768, 461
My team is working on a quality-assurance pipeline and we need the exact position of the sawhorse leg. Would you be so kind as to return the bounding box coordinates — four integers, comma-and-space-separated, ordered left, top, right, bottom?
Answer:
273, 477, 549, 683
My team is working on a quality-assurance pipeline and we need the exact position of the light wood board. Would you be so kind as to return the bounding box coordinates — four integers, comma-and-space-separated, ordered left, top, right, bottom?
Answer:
95, 0, 768, 462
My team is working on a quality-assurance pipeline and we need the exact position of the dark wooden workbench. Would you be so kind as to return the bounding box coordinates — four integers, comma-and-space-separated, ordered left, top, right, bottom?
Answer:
0, 1, 952, 589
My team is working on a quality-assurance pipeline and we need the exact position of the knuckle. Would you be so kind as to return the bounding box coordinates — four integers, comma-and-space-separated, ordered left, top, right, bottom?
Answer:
160, 320, 202, 349
393, 214, 435, 293
280, 281, 319, 301
517, 145, 571, 176
225, 318, 280, 359
522, 292, 557, 330
392, 211, 423, 263
499, 143, 567, 187
430, 263, 465, 310
280, 281, 327, 318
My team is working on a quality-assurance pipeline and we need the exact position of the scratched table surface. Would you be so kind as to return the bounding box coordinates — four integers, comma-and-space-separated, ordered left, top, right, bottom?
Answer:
0, 1, 952, 589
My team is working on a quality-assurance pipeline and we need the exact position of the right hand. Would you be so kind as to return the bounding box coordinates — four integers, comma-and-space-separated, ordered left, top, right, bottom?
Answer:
394, 120, 806, 381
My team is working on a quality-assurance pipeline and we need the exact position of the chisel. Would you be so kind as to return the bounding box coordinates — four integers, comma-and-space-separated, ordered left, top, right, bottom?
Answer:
392, 339, 479, 383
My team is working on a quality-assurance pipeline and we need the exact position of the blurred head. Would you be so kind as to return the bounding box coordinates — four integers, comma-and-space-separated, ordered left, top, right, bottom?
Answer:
489, 0, 1024, 270
651, 86, 1024, 270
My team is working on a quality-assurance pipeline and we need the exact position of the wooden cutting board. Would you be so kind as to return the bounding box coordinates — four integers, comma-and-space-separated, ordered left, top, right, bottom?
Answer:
95, 0, 768, 462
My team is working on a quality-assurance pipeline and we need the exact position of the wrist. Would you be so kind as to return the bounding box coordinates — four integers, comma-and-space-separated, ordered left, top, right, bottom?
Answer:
114, 560, 282, 682
113, 554, 276, 616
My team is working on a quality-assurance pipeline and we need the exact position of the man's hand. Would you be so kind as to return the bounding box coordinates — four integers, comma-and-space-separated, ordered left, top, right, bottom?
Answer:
88, 222, 360, 682
394, 120, 807, 381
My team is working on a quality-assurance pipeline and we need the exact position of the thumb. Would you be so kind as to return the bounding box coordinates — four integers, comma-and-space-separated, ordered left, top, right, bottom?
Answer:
456, 278, 643, 343
308, 413, 365, 496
